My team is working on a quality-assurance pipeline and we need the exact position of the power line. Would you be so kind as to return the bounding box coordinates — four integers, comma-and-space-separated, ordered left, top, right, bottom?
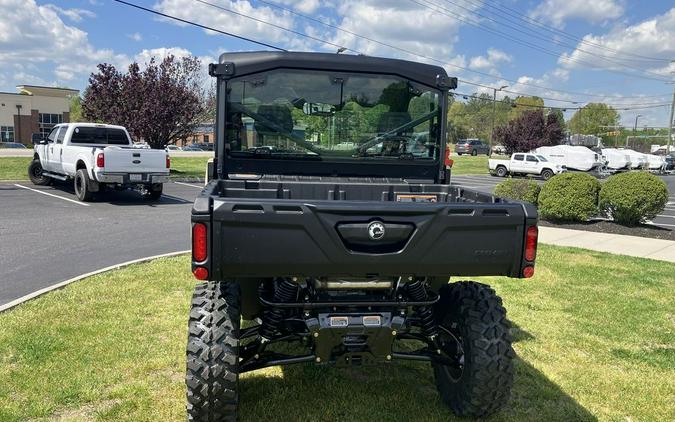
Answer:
111, 0, 285, 51
115, 0, 672, 104
412, 0, 670, 82
460, 0, 670, 63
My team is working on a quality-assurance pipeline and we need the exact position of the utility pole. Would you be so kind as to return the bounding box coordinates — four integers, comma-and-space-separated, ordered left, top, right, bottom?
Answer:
490, 85, 508, 151
668, 83, 674, 153
629, 114, 642, 148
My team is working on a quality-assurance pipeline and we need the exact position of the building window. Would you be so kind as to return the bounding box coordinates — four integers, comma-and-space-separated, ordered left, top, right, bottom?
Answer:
38, 113, 64, 136
203, 135, 209, 143
192, 135, 198, 142
0, 126, 14, 142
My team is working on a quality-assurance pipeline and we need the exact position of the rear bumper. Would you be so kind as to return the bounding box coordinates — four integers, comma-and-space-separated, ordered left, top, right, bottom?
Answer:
455, 146, 470, 153
94, 171, 169, 184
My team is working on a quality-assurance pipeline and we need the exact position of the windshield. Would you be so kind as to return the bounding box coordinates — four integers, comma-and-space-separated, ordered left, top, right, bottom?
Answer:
225, 70, 441, 161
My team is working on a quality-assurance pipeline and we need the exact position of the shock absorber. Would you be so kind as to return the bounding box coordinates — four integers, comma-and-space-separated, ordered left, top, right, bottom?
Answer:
259, 278, 299, 340
407, 279, 438, 339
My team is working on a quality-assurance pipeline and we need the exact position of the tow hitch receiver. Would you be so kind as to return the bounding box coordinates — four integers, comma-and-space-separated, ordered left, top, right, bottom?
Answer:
306, 313, 405, 366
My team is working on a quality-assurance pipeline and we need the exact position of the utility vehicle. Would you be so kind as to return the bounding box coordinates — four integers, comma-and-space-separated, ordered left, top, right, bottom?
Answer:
187, 51, 539, 421
29, 123, 169, 201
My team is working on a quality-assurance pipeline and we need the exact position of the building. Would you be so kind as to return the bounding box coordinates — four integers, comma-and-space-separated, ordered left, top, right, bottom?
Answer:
176, 121, 214, 147
0, 85, 78, 144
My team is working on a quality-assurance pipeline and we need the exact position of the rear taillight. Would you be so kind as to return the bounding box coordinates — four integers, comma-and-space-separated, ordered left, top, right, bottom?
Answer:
524, 226, 538, 261
523, 266, 535, 278
193, 267, 209, 280
96, 153, 104, 168
444, 149, 453, 167
166, 155, 170, 168
192, 223, 207, 262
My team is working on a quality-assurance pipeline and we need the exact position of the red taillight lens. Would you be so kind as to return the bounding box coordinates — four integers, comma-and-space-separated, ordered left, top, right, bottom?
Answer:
444, 149, 453, 167
166, 155, 170, 168
193, 266, 209, 280
523, 266, 535, 278
525, 226, 538, 261
96, 153, 104, 168
192, 223, 207, 262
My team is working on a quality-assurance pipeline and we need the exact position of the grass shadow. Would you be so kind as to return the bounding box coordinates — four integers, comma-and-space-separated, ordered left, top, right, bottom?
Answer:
238, 356, 596, 422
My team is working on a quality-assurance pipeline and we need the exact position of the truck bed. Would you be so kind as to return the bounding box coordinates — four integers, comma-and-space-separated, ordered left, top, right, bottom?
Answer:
192, 177, 537, 279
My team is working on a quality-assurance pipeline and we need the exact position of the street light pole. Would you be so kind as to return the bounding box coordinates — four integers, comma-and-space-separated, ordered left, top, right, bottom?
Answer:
668, 83, 675, 154
490, 85, 508, 151
629, 114, 642, 148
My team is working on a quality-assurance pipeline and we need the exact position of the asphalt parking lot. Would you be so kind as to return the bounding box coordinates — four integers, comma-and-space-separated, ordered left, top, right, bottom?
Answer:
451, 174, 675, 228
0, 181, 202, 306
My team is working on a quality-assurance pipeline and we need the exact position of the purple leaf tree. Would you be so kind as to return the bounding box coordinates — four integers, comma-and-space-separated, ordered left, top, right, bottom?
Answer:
493, 110, 564, 154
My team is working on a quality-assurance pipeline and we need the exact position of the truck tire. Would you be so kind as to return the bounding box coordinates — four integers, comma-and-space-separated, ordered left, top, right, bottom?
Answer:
186, 282, 240, 422
142, 183, 163, 200
471, 149, 478, 156
28, 159, 51, 186
496, 166, 508, 177
541, 169, 554, 181
74, 169, 94, 202
433, 281, 514, 417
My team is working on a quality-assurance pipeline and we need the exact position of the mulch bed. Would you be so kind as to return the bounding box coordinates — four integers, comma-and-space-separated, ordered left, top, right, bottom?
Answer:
540, 220, 675, 241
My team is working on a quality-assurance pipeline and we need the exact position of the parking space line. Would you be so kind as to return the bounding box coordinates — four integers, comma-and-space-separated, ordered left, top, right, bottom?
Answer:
14, 184, 89, 207
656, 214, 675, 219
173, 181, 203, 188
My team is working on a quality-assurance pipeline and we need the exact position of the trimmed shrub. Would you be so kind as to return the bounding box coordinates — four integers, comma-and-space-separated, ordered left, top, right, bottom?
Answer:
599, 171, 668, 226
494, 178, 541, 205
538, 172, 601, 222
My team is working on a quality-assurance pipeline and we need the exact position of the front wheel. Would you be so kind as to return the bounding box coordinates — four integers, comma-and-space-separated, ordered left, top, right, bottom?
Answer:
471, 150, 478, 156
74, 169, 94, 202
186, 282, 241, 422
28, 159, 50, 186
541, 169, 554, 181
433, 281, 514, 417
496, 166, 508, 177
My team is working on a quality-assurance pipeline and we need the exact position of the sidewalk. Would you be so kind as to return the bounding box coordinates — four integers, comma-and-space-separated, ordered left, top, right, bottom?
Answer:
539, 226, 675, 263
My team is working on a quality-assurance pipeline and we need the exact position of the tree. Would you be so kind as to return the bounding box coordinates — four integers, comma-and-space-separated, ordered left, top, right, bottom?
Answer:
493, 110, 564, 154
568, 103, 620, 136
69, 95, 83, 122
82, 55, 206, 148
508, 96, 545, 120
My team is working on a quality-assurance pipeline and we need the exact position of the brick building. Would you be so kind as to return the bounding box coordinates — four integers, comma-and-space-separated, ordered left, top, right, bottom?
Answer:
0, 85, 78, 145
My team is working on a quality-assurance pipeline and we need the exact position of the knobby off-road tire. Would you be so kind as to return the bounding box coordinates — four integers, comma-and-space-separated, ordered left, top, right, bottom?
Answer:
28, 159, 50, 185
74, 169, 94, 202
433, 281, 515, 417
186, 282, 241, 422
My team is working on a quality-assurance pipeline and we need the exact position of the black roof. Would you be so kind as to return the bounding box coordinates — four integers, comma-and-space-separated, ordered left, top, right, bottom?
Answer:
214, 51, 456, 89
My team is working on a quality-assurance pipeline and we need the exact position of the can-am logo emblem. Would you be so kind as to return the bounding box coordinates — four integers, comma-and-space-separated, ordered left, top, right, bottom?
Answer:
367, 221, 385, 240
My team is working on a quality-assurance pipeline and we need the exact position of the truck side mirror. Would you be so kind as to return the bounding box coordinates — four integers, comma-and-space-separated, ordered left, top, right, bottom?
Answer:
31, 133, 46, 145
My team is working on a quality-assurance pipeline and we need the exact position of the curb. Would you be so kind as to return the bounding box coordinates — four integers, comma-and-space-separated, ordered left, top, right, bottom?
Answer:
0, 250, 190, 313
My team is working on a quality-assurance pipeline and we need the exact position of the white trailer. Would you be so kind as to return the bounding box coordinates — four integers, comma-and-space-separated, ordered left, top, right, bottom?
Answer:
533, 145, 604, 172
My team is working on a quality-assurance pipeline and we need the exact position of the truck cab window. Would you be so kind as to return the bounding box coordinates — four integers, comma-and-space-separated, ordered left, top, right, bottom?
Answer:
526, 155, 538, 162
56, 127, 66, 144
46, 127, 58, 143
513, 154, 524, 161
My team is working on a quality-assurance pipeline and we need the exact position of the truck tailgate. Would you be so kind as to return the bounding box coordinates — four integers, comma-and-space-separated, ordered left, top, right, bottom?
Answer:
205, 198, 535, 278
102, 146, 168, 174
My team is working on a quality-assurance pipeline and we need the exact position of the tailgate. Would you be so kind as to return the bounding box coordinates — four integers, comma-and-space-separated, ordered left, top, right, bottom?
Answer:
102, 147, 168, 173
204, 198, 536, 278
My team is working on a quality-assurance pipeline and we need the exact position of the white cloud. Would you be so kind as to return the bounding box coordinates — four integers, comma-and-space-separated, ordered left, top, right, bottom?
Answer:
558, 7, 675, 74
44, 5, 97, 22
0, 0, 127, 88
529, 0, 624, 29
128, 32, 143, 42
275, 0, 320, 14
468, 48, 512, 75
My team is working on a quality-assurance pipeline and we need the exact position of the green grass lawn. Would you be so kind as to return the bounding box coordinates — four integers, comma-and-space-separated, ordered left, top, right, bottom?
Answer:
0, 156, 208, 181
0, 157, 31, 181
0, 246, 673, 421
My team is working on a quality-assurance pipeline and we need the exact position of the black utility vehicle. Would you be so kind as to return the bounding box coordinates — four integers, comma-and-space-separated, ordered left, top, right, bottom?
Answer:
187, 51, 539, 421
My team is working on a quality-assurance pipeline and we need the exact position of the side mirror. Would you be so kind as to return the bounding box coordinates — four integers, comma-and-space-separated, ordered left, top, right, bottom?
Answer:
31, 133, 47, 145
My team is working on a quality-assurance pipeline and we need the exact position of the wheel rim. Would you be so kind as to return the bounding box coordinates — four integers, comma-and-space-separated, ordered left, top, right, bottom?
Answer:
32, 163, 43, 179
438, 324, 465, 381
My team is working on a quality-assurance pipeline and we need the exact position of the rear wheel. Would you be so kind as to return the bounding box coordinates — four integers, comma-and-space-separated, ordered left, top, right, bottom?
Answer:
457, 152, 463, 156
496, 166, 508, 177
186, 282, 240, 422
74, 169, 94, 202
28, 159, 51, 186
541, 169, 554, 181
433, 281, 514, 417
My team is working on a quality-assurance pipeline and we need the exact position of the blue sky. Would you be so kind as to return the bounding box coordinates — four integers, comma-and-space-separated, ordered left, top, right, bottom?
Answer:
1, 0, 674, 127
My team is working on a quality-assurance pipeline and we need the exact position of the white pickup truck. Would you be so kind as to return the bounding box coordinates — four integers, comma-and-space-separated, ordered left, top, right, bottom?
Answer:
28, 123, 170, 201
488, 153, 565, 180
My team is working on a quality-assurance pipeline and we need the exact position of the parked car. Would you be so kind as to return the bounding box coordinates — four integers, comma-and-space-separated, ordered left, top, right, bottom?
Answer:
166, 144, 182, 151
664, 154, 675, 171
492, 144, 507, 155
185, 51, 540, 420
29, 123, 170, 201
0, 142, 27, 149
533, 145, 603, 172
193, 142, 214, 151
182, 145, 203, 151
489, 152, 565, 180
455, 138, 490, 156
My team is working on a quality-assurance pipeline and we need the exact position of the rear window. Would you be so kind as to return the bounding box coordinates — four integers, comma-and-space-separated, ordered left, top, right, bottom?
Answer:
71, 127, 129, 145
514, 154, 524, 161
